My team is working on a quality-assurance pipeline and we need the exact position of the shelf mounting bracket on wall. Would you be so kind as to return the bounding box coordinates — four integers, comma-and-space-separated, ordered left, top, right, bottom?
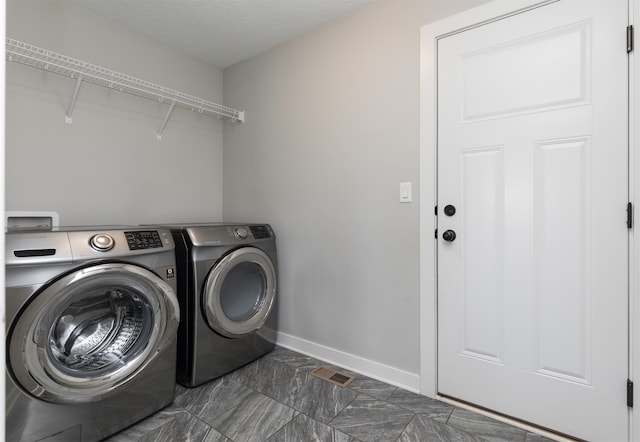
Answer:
66, 73, 83, 123
6, 38, 245, 138
157, 100, 176, 141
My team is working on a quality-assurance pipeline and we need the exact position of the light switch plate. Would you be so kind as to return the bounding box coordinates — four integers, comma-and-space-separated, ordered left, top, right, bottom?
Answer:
400, 182, 412, 203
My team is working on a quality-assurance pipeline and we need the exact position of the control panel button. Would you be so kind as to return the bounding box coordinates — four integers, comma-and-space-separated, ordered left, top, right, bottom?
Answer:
234, 226, 249, 239
90, 234, 115, 252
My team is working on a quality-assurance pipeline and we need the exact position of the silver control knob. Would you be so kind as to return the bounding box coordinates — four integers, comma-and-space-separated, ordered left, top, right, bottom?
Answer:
234, 227, 249, 239
90, 234, 115, 251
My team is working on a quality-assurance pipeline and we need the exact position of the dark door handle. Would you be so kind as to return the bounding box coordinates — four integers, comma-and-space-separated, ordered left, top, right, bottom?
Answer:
442, 230, 456, 242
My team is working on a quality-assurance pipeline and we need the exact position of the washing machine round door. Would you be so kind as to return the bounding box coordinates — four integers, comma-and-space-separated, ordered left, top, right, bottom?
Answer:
202, 247, 276, 338
8, 263, 179, 404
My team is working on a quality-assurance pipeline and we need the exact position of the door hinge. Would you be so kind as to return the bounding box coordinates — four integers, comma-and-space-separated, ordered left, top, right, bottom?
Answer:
628, 25, 634, 53
627, 202, 633, 229
628, 380, 634, 407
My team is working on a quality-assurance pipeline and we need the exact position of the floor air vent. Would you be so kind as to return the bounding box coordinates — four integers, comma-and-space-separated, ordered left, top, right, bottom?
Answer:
310, 366, 355, 387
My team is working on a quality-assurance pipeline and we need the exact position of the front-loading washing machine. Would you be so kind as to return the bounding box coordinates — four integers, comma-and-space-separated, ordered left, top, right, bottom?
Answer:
164, 223, 277, 387
5, 226, 180, 441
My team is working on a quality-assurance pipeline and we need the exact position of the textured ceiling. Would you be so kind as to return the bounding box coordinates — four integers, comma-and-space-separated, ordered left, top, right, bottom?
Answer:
71, 0, 375, 69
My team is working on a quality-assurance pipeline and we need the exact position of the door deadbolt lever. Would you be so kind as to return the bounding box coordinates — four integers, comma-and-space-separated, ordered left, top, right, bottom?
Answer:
442, 230, 456, 242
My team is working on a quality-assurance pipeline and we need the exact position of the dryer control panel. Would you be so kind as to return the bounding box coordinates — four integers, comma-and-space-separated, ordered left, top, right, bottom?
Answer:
249, 225, 271, 239
227, 225, 272, 240
185, 224, 274, 246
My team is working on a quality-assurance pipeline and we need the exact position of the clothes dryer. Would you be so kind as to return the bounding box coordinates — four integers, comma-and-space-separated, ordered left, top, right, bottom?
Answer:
166, 223, 277, 387
6, 227, 180, 442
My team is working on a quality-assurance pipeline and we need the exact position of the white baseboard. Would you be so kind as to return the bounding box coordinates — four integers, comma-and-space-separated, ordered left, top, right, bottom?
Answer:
275, 331, 421, 393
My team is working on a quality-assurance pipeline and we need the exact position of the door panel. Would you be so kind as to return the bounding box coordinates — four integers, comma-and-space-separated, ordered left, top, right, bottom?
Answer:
437, 1, 628, 439
462, 21, 589, 120
534, 137, 592, 384
461, 146, 504, 363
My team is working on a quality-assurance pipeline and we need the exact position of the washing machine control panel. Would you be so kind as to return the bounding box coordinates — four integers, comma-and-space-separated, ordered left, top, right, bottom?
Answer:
125, 230, 164, 250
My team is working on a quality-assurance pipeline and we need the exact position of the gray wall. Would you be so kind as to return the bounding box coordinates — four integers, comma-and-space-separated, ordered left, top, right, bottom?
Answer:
223, 1, 488, 385
6, 0, 489, 389
6, 1, 225, 226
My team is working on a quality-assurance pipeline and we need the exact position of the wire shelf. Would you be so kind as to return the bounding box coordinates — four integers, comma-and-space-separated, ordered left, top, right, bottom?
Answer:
6, 38, 244, 138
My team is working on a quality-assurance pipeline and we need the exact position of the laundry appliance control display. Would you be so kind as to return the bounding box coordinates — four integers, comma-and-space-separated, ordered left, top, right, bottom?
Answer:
125, 230, 164, 250
249, 225, 271, 239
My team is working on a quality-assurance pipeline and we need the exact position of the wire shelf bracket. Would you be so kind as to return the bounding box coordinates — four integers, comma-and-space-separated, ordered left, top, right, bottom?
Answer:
6, 38, 245, 139
66, 73, 83, 123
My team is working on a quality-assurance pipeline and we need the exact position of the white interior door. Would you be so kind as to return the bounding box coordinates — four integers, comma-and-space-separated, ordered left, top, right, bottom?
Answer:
436, 1, 629, 440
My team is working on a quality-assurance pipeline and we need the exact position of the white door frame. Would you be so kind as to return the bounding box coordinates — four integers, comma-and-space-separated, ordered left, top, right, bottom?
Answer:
419, 0, 638, 437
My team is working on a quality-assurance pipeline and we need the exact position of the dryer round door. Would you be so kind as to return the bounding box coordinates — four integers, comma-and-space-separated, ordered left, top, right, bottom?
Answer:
202, 247, 276, 338
7, 263, 179, 404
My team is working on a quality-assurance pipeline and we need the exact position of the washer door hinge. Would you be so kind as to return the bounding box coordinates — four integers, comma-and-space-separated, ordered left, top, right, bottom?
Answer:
628, 380, 634, 407
628, 25, 634, 53
627, 202, 633, 229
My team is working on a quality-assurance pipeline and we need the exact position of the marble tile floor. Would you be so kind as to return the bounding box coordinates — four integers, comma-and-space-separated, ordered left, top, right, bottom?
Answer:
107, 347, 557, 442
